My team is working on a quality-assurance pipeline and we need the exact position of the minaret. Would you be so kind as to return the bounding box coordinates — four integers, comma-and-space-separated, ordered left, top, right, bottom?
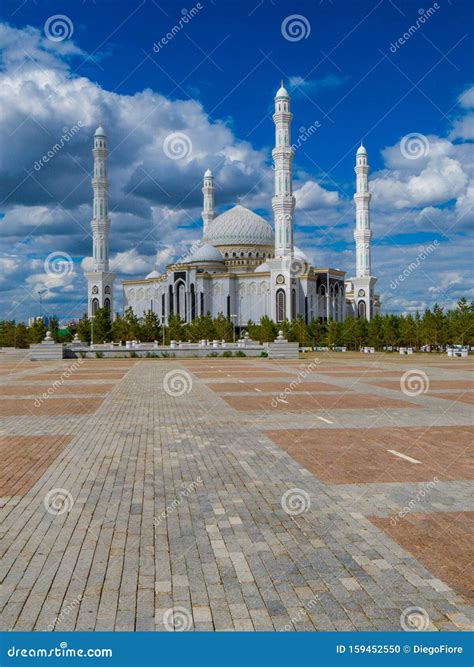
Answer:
354, 142, 372, 277
272, 81, 295, 258
201, 167, 215, 238
85, 124, 116, 319
348, 142, 377, 321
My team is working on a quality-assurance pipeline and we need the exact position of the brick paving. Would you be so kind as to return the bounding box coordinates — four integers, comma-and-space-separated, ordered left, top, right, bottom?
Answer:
0, 354, 473, 632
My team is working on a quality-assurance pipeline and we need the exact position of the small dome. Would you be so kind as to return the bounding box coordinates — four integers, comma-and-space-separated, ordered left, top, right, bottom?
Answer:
357, 142, 367, 155
185, 243, 224, 264
255, 262, 270, 273
146, 269, 160, 279
204, 168, 212, 177
276, 81, 289, 98
95, 124, 106, 136
205, 205, 274, 247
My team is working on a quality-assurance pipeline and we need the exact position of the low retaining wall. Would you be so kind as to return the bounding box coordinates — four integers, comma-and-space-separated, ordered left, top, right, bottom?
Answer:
64, 344, 268, 359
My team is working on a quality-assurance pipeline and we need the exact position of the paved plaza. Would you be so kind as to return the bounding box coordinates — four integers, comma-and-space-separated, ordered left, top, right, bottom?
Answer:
0, 352, 472, 632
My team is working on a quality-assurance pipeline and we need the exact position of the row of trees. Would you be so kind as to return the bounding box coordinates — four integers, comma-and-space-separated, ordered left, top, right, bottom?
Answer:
1, 299, 473, 351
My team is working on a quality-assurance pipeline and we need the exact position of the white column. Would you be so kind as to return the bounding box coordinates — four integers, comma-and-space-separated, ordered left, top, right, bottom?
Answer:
354, 143, 372, 278
272, 82, 295, 258
202, 168, 215, 238
92, 125, 110, 272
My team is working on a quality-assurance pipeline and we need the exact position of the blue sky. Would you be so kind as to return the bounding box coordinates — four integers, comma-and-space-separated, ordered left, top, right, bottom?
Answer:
0, 0, 473, 322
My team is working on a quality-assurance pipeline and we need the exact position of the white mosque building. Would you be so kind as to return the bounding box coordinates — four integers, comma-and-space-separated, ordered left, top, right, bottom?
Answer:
85, 83, 380, 325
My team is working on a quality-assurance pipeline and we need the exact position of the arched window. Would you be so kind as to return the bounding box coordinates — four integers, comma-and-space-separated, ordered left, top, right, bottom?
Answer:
168, 285, 174, 315
276, 289, 286, 323
291, 288, 296, 319
358, 300, 366, 319
190, 283, 196, 320
92, 298, 99, 315
104, 298, 111, 311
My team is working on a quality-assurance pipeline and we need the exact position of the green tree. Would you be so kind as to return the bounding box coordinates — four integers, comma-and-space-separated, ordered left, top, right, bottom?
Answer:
140, 310, 161, 342
167, 314, 185, 343
368, 314, 385, 350
92, 307, 112, 343
28, 319, 47, 344
76, 315, 91, 343
214, 313, 233, 341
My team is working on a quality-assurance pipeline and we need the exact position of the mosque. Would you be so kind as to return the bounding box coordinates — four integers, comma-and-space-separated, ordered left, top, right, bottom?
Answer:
85, 83, 380, 326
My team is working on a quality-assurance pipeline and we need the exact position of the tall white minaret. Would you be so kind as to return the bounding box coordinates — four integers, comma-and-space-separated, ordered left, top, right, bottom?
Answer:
347, 141, 378, 321
202, 167, 215, 238
85, 124, 115, 319
272, 81, 295, 258
354, 142, 372, 277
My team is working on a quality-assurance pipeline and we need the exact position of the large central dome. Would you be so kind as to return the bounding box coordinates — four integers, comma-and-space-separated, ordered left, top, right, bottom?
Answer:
205, 204, 274, 247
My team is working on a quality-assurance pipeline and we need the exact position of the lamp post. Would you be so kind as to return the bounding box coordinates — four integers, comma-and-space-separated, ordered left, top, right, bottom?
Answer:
230, 314, 237, 343
161, 315, 166, 346
90, 315, 94, 348
38, 289, 47, 321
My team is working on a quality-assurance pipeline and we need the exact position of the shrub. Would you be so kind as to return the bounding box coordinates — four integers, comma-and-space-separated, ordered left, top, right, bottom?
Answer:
95, 351, 104, 359
129, 351, 138, 358
234, 350, 246, 357
260, 350, 268, 358
222, 350, 233, 357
